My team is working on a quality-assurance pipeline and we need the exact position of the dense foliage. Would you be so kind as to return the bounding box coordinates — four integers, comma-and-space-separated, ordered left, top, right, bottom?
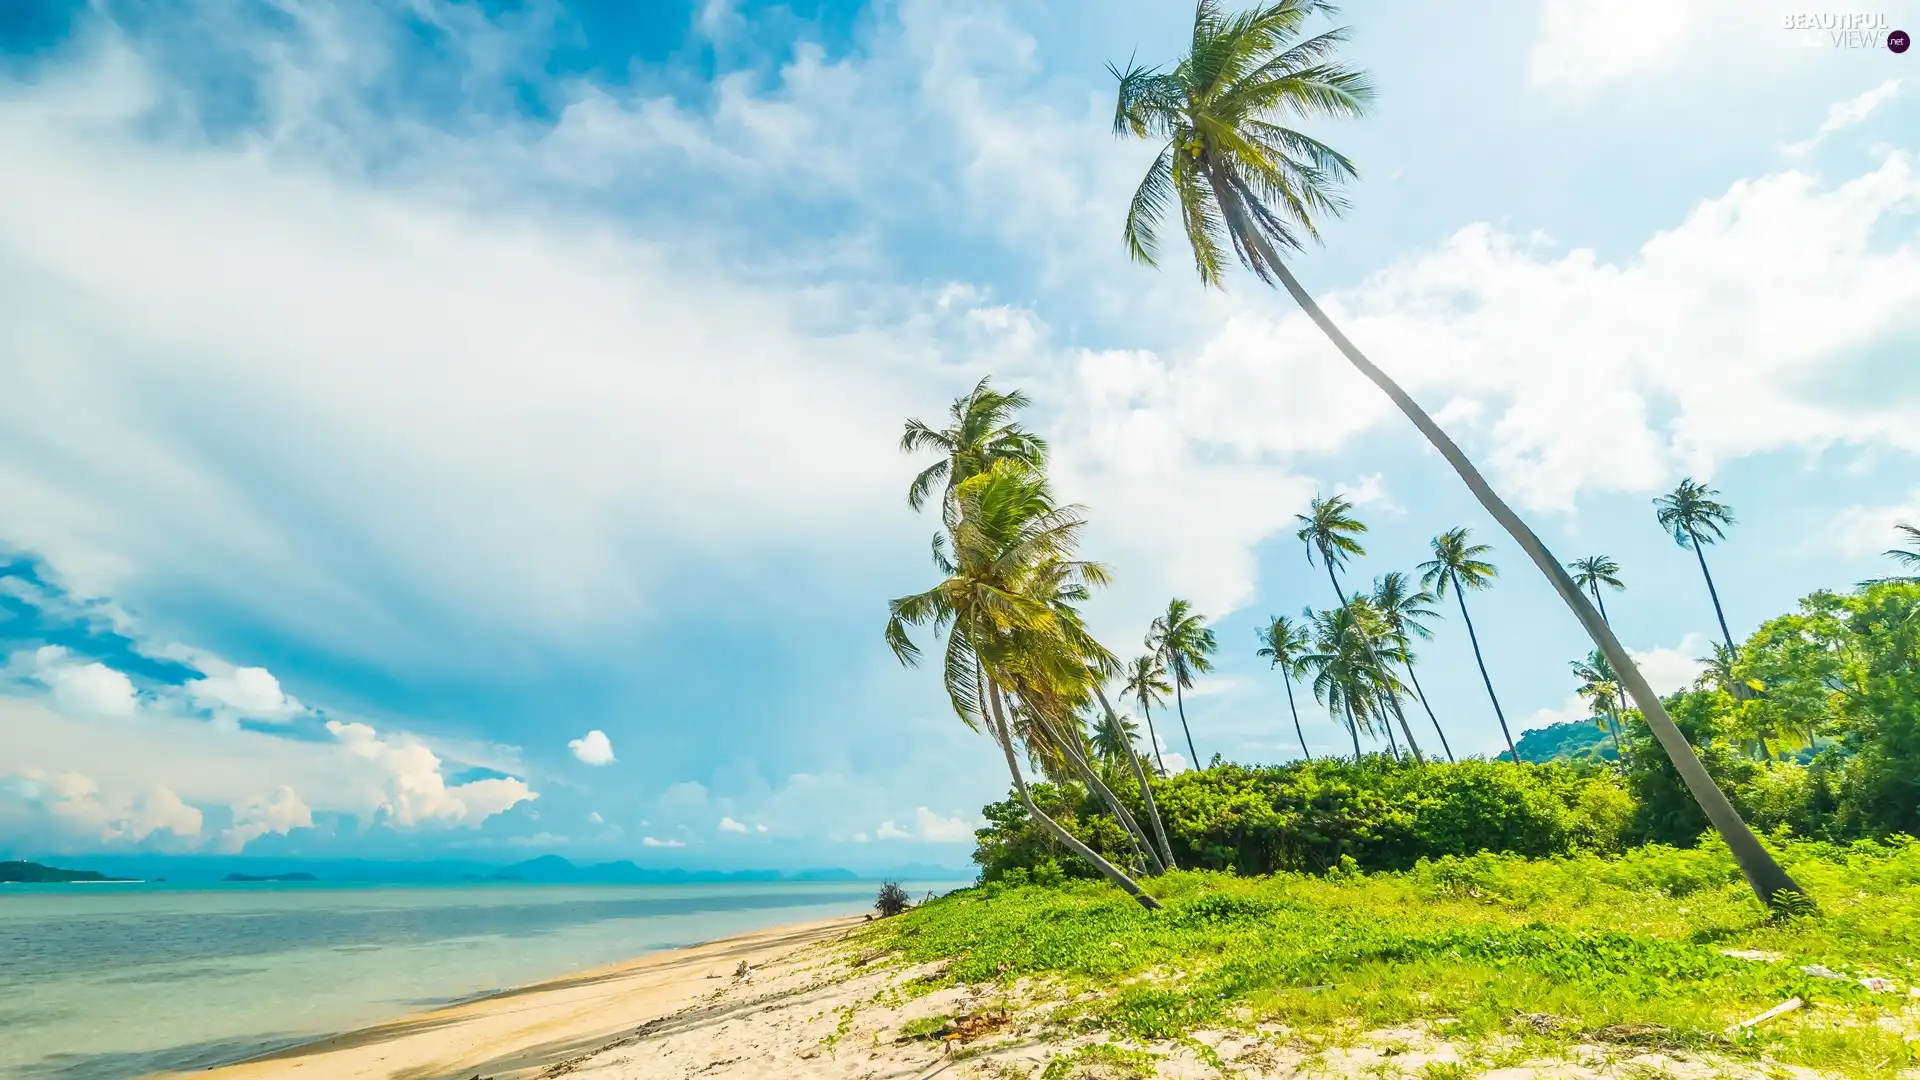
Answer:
862, 838, 1920, 1076
973, 580, 1920, 883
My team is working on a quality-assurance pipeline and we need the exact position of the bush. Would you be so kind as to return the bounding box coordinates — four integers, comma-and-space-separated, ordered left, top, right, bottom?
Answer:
973, 757, 1635, 881
875, 879, 910, 918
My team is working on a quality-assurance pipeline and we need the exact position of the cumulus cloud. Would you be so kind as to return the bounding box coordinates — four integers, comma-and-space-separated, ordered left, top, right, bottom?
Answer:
717, 816, 748, 833
184, 660, 305, 724
18, 646, 138, 717
1833, 490, 1920, 558
912, 806, 976, 843
6, 769, 202, 846
874, 819, 909, 840
327, 720, 535, 827
568, 729, 616, 766
640, 835, 685, 848
218, 785, 313, 851
1629, 634, 1716, 697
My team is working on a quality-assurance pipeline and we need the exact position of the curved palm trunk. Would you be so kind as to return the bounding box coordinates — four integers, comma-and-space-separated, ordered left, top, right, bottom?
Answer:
1171, 675, 1200, 769
1448, 569, 1516, 762
1051, 719, 1163, 876
1096, 685, 1177, 871
1589, 583, 1612, 627
1686, 526, 1738, 657
1234, 218, 1804, 906
1140, 699, 1169, 775
1341, 696, 1362, 759
1404, 661, 1454, 762
985, 682, 1160, 910
1281, 673, 1311, 762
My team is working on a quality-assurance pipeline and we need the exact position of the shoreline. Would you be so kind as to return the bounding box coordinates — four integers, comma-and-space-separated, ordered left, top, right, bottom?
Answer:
166, 913, 871, 1080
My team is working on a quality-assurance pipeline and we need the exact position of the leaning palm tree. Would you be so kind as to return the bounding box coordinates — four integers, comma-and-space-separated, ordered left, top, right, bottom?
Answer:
1146, 599, 1217, 768
1110, 0, 1806, 906
1122, 654, 1174, 774
1296, 495, 1423, 762
1300, 605, 1384, 758
1655, 479, 1740, 657
1371, 572, 1453, 762
1255, 613, 1313, 760
1570, 650, 1624, 760
1419, 529, 1514, 763
1568, 555, 1626, 627
901, 377, 1049, 526
885, 461, 1160, 908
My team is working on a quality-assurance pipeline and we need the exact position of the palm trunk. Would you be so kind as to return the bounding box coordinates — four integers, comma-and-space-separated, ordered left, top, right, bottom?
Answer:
1226, 205, 1804, 906
1042, 712, 1163, 876
1404, 660, 1454, 762
1341, 696, 1362, 759
1590, 584, 1611, 627
1172, 673, 1199, 769
1097, 685, 1177, 871
985, 681, 1160, 909
1140, 699, 1168, 775
1281, 673, 1311, 762
1450, 569, 1516, 762
1687, 526, 1738, 657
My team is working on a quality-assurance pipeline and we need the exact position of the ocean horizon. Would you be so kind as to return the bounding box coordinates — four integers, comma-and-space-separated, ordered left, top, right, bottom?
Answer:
0, 876, 966, 1080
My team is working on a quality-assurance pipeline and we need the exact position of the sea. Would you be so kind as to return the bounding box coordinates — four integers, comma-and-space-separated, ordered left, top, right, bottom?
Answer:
0, 878, 960, 1080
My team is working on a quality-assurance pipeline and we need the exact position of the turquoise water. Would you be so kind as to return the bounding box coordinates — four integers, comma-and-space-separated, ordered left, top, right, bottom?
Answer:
0, 879, 954, 1080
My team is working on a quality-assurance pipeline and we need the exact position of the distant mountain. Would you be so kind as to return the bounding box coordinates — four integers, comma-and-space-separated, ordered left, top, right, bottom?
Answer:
223, 872, 318, 882
1514, 720, 1617, 764
0, 860, 115, 883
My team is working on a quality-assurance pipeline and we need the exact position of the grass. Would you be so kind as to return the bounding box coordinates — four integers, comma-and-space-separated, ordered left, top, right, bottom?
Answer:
856, 837, 1920, 1077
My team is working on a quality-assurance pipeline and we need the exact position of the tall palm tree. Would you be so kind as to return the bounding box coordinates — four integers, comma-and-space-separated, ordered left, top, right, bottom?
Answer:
1295, 495, 1423, 761
1371, 572, 1453, 762
1568, 555, 1626, 627
1146, 599, 1217, 768
1255, 613, 1313, 761
1109, 0, 1803, 906
1122, 654, 1174, 775
900, 377, 1048, 526
1888, 524, 1920, 574
1570, 650, 1623, 760
885, 461, 1160, 908
1418, 529, 1514, 763
1655, 479, 1740, 657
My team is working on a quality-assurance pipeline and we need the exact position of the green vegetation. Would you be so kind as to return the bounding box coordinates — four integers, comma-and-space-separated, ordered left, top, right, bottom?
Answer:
0, 860, 110, 883
858, 840, 1920, 1076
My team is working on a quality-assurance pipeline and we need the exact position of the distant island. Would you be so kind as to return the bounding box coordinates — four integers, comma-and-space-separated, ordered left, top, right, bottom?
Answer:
0, 860, 121, 883
223, 872, 319, 883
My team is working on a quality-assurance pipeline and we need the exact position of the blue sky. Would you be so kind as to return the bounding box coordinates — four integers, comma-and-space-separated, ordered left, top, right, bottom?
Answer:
1, 0, 1917, 869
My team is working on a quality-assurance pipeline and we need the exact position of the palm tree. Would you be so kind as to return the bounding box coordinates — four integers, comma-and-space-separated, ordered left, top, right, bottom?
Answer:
1418, 529, 1514, 763
1371, 572, 1453, 762
885, 461, 1160, 908
1570, 650, 1623, 759
1568, 555, 1626, 627
900, 377, 1048, 526
1122, 654, 1174, 774
1295, 495, 1423, 761
1255, 614, 1313, 761
1888, 524, 1920, 574
1655, 479, 1740, 656
1109, 0, 1804, 906
1299, 605, 1383, 758
1146, 599, 1217, 768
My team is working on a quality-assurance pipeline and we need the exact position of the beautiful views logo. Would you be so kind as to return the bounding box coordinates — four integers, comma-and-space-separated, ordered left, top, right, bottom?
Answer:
1782, 12, 1910, 49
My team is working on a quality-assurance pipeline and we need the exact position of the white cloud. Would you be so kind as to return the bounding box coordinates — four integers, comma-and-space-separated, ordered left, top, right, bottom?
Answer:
1783, 79, 1903, 156
874, 819, 910, 840
640, 835, 685, 848
218, 785, 313, 851
1833, 489, 1920, 557
5, 769, 202, 846
912, 806, 976, 843
717, 815, 748, 833
327, 720, 536, 827
1527, 0, 1775, 94
184, 660, 305, 724
851, 830, 870, 843
1629, 633, 1716, 696
586, 811, 604, 825
568, 729, 616, 767
19, 646, 138, 718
